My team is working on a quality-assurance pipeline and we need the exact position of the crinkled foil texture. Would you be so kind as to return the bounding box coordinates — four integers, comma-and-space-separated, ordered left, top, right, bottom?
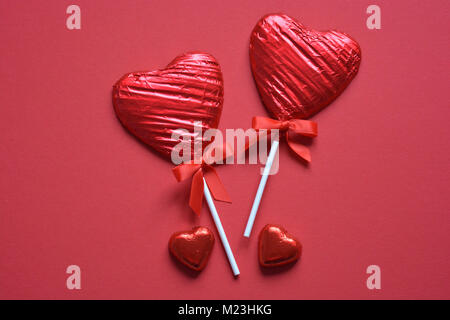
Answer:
169, 226, 214, 271
250, 14, 361, 120
113, 52, 224, 160
258, 224, 301, 267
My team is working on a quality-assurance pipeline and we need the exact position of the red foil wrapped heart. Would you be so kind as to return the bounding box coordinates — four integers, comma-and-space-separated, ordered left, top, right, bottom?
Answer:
169, 226, 215, 272
113, 52, 224, 160
250, 14, 361, 120
258, 224, 302, 267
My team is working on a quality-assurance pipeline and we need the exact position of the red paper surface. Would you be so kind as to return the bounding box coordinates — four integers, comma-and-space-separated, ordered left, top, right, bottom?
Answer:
0, 0, 449, 299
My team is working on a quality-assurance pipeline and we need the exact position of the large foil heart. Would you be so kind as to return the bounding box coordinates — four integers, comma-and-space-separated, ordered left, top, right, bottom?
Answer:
113, 52, 224, 160
258, 224, 302, 267
169, 226, 215, 272
250, 14, 361, 120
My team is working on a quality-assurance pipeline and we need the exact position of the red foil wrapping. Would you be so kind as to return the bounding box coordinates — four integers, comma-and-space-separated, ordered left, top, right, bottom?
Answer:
258, 224, 302, 268
112, 52, 224, 160
169, 226, 215, 272
250, 14, 361, 120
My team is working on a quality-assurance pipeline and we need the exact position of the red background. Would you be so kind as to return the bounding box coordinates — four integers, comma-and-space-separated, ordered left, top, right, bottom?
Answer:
1, 0, 449, 299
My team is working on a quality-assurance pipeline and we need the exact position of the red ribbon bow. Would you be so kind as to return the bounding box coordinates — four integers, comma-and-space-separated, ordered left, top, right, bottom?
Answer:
252, 116, 318, 162
172, 146, 231, 215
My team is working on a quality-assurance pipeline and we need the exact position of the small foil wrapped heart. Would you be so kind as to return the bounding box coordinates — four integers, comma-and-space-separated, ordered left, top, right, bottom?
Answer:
113, 52, 224, 160
250, 14, 361, 120
258, 224, 302, 267
169, 226, 215, 272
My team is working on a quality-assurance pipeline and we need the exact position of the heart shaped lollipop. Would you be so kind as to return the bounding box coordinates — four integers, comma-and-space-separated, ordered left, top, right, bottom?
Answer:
250, 14, 361, 120
169, 226, 215, 272
258, 224, 302, 268
113, 52, 224, 159
244, 14, 361, 238
113, 52, 239, 276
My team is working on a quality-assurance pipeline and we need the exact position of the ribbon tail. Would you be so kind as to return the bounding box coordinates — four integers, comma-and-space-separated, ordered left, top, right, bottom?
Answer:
203, 166, 231, 203
286, 135, 312, 163
189, 169, 205, 215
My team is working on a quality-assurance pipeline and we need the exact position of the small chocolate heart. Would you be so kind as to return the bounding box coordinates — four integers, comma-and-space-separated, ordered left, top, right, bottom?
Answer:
258, 224, 302, 267
169, 226, 215, 272
250, 14, 361, 120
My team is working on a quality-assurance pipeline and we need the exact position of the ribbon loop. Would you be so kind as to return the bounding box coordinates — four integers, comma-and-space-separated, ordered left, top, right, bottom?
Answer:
172, 161, 230, 215
172, 163, 202, 182
289, 119, 318, 138
253, 116, 283, 130
252, 116, 318, 162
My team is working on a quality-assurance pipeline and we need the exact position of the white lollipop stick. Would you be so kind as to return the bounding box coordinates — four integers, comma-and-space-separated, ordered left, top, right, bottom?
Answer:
203, 178, 240, 276
244, 140, 279, 238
